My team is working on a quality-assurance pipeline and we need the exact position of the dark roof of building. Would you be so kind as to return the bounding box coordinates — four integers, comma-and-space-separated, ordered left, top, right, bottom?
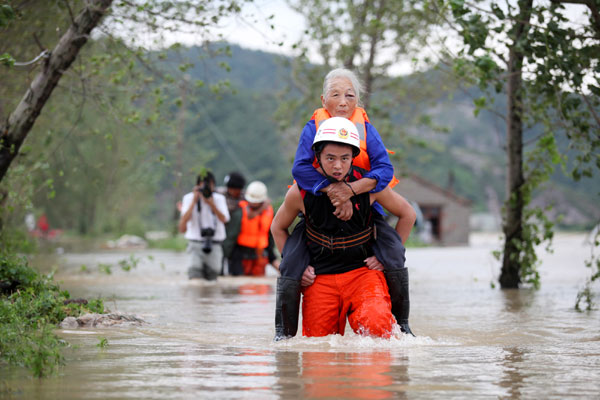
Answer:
398, 173, 473, 207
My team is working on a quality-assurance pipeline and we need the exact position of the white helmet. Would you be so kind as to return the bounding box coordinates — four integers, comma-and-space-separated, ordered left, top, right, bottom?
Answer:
312, 117, 360, 157
245, 181, 268, 203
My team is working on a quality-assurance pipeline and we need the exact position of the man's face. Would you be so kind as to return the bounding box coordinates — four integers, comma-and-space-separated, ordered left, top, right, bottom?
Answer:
321, 77, 357, 119
318, 143, 353, 181
249, 201, 264, 210
227, 187, 242, 198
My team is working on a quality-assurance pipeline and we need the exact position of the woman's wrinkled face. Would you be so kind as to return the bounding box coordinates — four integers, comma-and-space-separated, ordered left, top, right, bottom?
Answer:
321, 77, 357, 119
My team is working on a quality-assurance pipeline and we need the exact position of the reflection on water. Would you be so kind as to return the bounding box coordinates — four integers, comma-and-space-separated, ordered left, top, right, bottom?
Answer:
1, 233, 599, 399
499, 346, 527, 400
300, 351, 399, 399
273, 348, 409, 399
501, 289, 535, 312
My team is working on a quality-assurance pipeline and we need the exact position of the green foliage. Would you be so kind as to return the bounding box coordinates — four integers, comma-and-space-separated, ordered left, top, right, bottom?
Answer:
96, 337, 108, 349
147, 236, 187, 251
0, 250, 104, 377
0, 3, 14, 23
576, 228, 600, 311
0, 0, 254, 236
118, 255, 140, 271
98, 263, 112, 275
278, 0, 449, 184
442, 0, 600, 289
0, 252, 38, 290
0, 52, 15, 66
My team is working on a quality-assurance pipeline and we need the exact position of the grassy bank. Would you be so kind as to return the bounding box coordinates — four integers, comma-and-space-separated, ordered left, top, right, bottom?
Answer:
0, 251, 104, 377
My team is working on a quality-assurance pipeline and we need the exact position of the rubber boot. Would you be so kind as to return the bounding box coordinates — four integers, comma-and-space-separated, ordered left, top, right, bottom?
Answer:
385, 268, 415, 336
274, 276, 301, 341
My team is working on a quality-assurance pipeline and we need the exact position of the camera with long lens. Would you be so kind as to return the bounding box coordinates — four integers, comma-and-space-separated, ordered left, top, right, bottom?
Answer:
195, 175, 213, 198
200, 228, 215, 254
201, 175, 212, 198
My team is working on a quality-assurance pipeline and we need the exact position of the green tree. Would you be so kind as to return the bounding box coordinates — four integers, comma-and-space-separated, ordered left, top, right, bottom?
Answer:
278, 0, 445, 148
434, 0, 599, 288
0, 1, 250, 235
0, 0, 113, 184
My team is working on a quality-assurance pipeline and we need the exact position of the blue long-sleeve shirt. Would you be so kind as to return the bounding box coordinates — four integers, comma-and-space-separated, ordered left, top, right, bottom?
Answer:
292, 119, 394, 215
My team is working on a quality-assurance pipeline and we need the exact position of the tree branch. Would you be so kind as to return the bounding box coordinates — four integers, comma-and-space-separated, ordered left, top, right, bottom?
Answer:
0, 0, 113, 182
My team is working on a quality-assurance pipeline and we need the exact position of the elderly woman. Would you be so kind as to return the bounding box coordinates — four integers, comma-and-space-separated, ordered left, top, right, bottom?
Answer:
274, 68, 416, 340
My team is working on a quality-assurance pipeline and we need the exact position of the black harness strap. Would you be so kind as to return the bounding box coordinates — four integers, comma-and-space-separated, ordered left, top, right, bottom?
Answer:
305, 223, 373, 251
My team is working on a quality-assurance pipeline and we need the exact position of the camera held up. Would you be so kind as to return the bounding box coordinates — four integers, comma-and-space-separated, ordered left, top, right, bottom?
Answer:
200, 174, 213, 198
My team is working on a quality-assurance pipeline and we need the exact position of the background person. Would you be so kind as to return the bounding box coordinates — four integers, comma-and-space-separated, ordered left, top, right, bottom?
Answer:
179, 171, 230, 281
220, 171, 246, 276
236, 181, 278, 276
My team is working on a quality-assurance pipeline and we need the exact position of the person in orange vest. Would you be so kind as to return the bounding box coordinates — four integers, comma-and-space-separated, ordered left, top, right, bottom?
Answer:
237, 181, 279, 276
272, 118, 416, 338
274, 68, 416, 340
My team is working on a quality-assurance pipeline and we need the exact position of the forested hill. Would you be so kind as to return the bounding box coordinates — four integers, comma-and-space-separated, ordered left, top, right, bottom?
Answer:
174, 43, 599, 229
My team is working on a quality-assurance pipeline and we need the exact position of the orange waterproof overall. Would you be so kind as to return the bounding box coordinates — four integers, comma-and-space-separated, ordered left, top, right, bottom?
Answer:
302, 267, 394, 338
299, 176, 395, 338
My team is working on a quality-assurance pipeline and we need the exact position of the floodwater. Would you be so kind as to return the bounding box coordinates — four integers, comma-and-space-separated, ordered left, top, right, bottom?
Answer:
2, 233, 599, 399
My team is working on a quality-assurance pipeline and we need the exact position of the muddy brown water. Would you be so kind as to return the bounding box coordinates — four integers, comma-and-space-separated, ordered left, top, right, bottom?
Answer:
1, 233, 599, 399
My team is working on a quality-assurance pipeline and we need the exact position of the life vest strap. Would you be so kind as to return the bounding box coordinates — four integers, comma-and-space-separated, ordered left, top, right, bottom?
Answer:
305, 223, 373, 251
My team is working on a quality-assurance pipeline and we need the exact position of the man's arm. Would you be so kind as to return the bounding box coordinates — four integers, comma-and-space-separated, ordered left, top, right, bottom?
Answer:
291, 122, 330, 194
371, 187, 416, 244
178, 191, 199, 233
206, 194, 230, 224
271, 184, 304, 253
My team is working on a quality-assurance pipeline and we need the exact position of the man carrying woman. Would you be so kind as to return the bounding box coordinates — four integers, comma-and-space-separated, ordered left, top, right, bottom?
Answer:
274, 68, 417, 340
272, 117, 416, 337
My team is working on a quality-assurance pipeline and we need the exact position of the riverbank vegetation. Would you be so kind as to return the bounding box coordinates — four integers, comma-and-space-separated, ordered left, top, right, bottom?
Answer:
0, 248, 104, 377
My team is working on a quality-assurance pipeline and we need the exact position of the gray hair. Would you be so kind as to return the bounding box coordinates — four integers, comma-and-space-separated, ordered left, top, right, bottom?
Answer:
322, 68, 364, 104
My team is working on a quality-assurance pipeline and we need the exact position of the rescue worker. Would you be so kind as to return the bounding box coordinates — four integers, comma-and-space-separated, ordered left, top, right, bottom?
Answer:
221, 171, 246, 276
271, 117, 416, 338
236, 181, 278, 276
274, 68, 416, 340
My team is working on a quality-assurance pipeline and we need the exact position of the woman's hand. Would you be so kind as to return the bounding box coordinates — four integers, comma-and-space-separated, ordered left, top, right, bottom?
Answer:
301, 266, 316, 287
364, 256, 384, 272
327, 182, 353, 206
333, 200, 353, 221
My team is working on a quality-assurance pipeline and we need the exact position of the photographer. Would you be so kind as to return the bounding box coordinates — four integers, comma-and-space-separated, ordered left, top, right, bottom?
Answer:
179, 171, 230, 280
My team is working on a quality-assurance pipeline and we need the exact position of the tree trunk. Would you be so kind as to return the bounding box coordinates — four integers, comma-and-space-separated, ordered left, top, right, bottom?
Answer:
361, 0, 386, 110
500, 0, 533, 288
0, 0, 113, 183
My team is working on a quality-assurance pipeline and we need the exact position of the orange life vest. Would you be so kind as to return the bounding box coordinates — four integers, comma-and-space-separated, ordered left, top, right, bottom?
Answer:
237, 200, 273, 249
311, 108, 399, 188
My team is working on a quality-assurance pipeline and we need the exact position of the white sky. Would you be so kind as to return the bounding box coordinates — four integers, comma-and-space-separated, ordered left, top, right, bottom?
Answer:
215, 0, 306, 55
110, 0, 592, 77
210, 0, 591, 76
